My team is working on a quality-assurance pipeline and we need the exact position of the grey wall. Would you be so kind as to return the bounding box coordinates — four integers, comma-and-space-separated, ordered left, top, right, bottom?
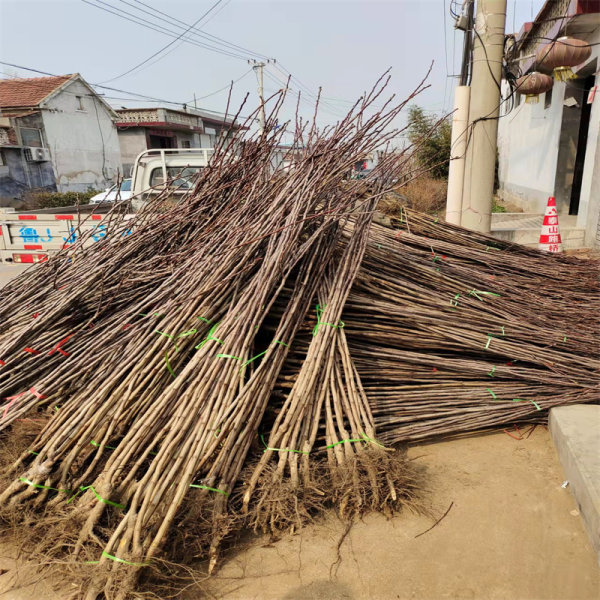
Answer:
42, 79, 121, 192
117, 128, 148, 177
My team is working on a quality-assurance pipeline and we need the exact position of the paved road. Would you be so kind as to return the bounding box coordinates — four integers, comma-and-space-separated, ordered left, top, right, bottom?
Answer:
0, 264, 28, 289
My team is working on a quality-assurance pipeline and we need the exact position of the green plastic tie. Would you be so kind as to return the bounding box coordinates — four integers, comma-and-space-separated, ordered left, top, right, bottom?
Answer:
196, 317, 211, 323
164, 351, 176, 378
486, 388, 498, 400
195, 322, 224, 349
90, 440, 117, 450
155, 330, 179, 351
563, 335, 567, 342
469, 290, 501, 301
513, 398, 542, 411
189, 483, 229, 496
28, 450, 39, 456
240, 340, 289, 370
488, 365, 496, 377
312, 304, 345, 336
86, 551, 149, 567
485, 335, 493, 350
217, 354, 242, 360
19, 477, 70, 494
325, 433, 385, 450
67, 485, 126, 509
260, 434, 309, 455
177, 329, 197, 338
450, 293, 461, 307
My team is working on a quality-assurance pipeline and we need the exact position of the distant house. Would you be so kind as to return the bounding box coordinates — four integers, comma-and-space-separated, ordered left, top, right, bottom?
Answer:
0, 73, 121, 200
498, 1, 600, 248
115, 107, 240, 176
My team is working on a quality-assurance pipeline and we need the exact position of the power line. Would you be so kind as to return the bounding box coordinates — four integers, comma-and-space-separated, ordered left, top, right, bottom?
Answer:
80, 0, 249, 61
127, 0, 273, 62
99, 0, 228, 83
183, 68, 254, 104
0, 61, 249, 119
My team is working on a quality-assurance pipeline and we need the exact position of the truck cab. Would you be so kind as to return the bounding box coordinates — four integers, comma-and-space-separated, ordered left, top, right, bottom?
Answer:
130, 148, 214, 209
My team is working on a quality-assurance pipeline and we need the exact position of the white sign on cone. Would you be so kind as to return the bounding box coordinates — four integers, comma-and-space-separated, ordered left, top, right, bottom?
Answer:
539, 196, 562, 253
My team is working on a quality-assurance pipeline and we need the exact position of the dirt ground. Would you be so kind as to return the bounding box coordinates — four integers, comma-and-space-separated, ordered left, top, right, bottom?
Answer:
2, 427, 597, 600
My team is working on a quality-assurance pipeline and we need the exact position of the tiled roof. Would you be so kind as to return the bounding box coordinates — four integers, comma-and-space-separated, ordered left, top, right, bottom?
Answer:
0, 74, 74, 108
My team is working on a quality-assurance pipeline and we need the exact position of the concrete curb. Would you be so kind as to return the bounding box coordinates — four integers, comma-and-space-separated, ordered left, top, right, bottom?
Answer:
549, 405, 600, 565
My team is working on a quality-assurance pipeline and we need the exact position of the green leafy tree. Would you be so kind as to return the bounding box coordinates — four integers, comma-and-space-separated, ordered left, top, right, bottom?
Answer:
406, 105, 452, 180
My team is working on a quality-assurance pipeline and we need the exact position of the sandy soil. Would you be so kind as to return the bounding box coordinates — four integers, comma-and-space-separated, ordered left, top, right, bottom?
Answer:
199, 427, 599, 600
1, 428, 598, 600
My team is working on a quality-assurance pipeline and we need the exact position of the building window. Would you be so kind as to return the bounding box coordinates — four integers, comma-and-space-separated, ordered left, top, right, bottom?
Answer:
76, 96, 85, 111
544, 87, 553, 109
181, 140, 191, 148
20, 127, 43, 147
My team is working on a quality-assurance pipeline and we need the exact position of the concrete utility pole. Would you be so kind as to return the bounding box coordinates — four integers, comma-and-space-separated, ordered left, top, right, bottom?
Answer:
249, 60, 267, 133
461, 0, 507, 232
446, 86, 471, 225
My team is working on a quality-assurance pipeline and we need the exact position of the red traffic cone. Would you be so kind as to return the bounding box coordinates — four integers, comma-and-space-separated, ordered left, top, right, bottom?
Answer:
539, 197, 562, 253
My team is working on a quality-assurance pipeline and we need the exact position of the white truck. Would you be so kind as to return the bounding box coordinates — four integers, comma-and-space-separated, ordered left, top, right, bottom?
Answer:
0, 148, 213, 263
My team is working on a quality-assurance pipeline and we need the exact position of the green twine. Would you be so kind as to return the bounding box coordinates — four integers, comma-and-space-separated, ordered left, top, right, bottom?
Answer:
86, 551, 149, 567
450, 293, 461, 308
90, 440, 117, 450
155, 330, 179, 352
67, 485, 126, 509
485, 335, 493, 350
217, 354, 242, 360
325, 432, 385, 450
260, 434, 309, 455
195, 322, 224, 349
486, 390, 541, 411
240, 340, 288, 370
563, 335, 567, 342
197, 316, 211, 323
19, 477, 70, 494
513, 398, 542, 411
164, 351, 176, 377
488, 366, 496, 377
177, 329, 198, 338
312, 304, 345, 336
189, 483, 229, 496
469, 290, 501, 301
28, 450, 39, 456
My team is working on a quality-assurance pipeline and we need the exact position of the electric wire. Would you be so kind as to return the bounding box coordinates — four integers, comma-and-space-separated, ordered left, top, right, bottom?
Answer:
98, 0, 228, 84
80, 0, 250, 61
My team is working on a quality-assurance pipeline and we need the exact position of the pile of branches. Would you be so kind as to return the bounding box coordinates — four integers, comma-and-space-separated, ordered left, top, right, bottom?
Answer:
0, 77, 427, 599
348, 213, 599, 441
0, 75, 598, 599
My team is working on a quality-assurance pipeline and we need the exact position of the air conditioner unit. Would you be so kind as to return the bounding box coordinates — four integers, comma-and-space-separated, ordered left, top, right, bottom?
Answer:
25, 147, 51, 162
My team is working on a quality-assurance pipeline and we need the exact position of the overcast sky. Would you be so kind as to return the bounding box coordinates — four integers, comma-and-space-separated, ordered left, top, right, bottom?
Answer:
0, 0, 545, 134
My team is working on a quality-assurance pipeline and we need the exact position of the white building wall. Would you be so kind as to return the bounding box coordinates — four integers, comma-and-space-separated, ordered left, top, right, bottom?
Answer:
498, 26, 600, 248
41, 79, 121, 192
497, 81, 565, 213
576, 60, 600, 246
